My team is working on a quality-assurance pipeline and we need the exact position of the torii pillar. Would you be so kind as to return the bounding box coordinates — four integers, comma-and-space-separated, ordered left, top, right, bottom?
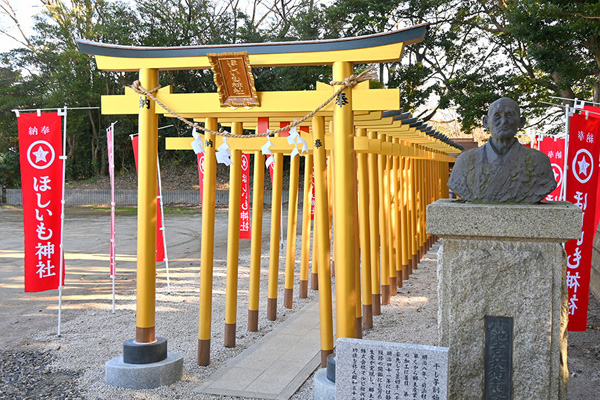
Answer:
105, 68, 183, 389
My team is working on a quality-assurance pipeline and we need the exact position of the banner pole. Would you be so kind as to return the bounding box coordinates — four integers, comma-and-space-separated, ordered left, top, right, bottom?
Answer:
562, 105, 571, 202
157, 158, 170, 293
108, 122, 117, 313
57, 106, 68, 337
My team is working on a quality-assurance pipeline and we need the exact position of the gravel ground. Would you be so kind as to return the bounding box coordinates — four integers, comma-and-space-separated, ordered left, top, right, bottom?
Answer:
1, 206, 599, 399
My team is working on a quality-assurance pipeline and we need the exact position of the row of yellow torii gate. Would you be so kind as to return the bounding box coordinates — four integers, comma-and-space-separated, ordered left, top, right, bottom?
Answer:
77, 23, 463, 367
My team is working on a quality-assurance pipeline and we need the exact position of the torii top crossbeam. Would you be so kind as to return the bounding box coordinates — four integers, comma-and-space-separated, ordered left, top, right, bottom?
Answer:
76, 24, 428, 70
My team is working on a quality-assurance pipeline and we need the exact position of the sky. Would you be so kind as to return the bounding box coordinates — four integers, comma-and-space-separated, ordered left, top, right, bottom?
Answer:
0, 0, 295, 53
0, 0, 45, 53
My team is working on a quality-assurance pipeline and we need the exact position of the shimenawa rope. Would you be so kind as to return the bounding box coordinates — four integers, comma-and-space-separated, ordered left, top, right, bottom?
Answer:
129, 65, 377, 138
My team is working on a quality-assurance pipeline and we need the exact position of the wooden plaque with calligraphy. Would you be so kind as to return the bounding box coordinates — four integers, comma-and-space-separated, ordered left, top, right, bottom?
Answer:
208, 52, 260, 108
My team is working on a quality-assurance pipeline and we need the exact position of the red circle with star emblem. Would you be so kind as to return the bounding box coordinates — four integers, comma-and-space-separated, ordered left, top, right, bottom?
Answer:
572, 149, 594, 184
241, 154, 249, 171
551, 163, 563, 188
26, 140, 55, 170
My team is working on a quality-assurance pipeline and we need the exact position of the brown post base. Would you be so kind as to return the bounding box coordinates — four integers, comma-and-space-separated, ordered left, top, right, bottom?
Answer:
362, 304, 373, 330
311, 272, 319, 290
224, 323, 236, 348
396, 270, 403, 288
284, 288, 293, 309
372, 294, 381, 316
355, 317, 363, 339
267, 297, 277, 321
412, 254, 418, 270
299, 280, 309, 299
136, 326, 155, 343
198, 339, 210, 366
390, 277, 397, 296
402, 264, 409, 281
381, 284, 390, 305
248, 309, 258, 332
321, 349, 334, 368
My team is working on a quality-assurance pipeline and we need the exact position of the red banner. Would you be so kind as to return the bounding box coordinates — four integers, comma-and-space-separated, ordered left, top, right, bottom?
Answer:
565, 112, 600, 331
311, 167, 316, 220
582, 105, 600, 234
107, 125, 116, 277
18, 112, 64, 292
257, 118, 275, 183
266, 155, 275, 182
197, 152, 204, 206
131, 136, 165, 263
240, 153, 251, 239
539, 137, 566, 201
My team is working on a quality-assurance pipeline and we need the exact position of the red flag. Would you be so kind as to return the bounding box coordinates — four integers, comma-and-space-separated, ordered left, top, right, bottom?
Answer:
565, 112, 600, 331
240, 153, 251, 239
257, 118, 275, 183
582, 105, 600, 234
197, 152, 205, 206
131, 136, 166, 263
311, 167, 316, 220
18, 112, 64, 292
539, 137, 566, 201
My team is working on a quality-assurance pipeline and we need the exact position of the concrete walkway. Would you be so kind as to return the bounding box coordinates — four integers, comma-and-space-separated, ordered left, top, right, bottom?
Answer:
195, 299, 331, 399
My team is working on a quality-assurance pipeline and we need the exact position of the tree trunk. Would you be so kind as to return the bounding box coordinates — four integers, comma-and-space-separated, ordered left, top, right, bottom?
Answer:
87, 108, 99, 175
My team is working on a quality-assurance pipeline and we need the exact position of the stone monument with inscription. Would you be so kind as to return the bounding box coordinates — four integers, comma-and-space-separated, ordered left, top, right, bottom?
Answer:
336, 338, 448, 400
428, 98, 581, 399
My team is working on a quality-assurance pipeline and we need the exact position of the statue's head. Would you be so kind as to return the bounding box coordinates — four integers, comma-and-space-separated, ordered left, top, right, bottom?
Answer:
482, 97, 526, 141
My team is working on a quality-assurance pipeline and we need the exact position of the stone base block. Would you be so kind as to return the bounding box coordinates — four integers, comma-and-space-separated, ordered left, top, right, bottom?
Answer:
313, 368, 335, 400
106, 352, 183, 389
427, 199, 581, 400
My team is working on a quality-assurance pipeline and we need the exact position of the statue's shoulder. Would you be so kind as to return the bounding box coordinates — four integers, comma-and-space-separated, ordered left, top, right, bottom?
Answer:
520, 144, 552, 164
454, 145, 483, 165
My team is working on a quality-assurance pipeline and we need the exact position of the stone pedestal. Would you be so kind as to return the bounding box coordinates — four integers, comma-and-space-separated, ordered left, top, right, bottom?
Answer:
427, 200, 581, 400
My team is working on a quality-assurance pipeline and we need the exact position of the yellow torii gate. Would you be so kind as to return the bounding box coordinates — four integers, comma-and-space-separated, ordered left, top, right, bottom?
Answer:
77, 23, 461, 369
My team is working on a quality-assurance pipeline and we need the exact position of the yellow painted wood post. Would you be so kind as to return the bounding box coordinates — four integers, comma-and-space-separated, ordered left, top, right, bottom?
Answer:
417, 157, 425, 259
248, 148, 265, 332
356, 127, 372, 329
311, 215, 319, 290
443, 159, 448, 199
136, 68, 159, 344
417, 156, 425, 259
352, 153, 362, 339
312, 115, 333, 367
385, 135, 396, 297
354, 209, 362, 338
400, 156, 410, 279
224, 122, 243, 348
299, 155, 314, 298
284, 153, 300, 309
327, 147, 334, 278
414, 156, 422, 261
377, 133, 390, 305
390, 137, 400, 293
332, 61, 356, 339
427, 158, 434, 249
393, 139, 403, 287
367, 130, 381, 316
409, 157, 418, 271
267, 141, 284, 321
198, 117, 217, 366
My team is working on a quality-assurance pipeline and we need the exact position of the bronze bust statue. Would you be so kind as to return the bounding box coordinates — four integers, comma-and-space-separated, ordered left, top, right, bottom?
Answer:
448, 97, 557, 203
